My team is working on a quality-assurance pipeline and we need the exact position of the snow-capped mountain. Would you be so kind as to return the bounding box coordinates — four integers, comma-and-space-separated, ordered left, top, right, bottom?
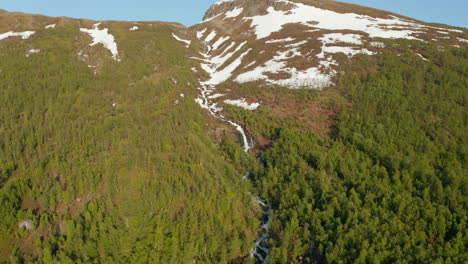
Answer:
190, 0, 466, 89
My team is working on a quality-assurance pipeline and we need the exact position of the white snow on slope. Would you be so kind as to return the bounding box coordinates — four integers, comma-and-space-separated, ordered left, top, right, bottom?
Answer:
129, 26, 139, 31
45, 24, 56, 29
0, 31, 35, 41
265, 37, 295, 44
205, 30, 218, 43
225, 7, 244, 18
320, 33, 363, 45
318, 33, 374, 58
319, 46, 374, 58
197, 28, 207, 39
26, 49, 40, 57
244, 61, 257, 69
202, 41, 247, 73
235, 47, 333, 88
416, 53, 429, 62
80, 23, 120, 61
172, 33, 191, 48
212, 36, 230, 50
245, 1, 426, 41
370, 42, 386, 48
284, 40, 308, 48
235, 31, 378, 89
457, 37, 468, 43
224, 98, 260, 110
209, 93, 225, 99
203, 48, 252, 85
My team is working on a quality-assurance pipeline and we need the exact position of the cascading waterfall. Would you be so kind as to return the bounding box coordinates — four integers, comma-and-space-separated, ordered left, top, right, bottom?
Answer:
194, 30, 271, 263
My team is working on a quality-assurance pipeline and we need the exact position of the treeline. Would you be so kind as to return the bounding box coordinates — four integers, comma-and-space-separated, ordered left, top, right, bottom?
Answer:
251, 44, 467, 263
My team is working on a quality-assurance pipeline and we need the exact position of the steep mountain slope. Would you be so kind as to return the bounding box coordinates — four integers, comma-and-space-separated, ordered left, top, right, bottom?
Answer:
188, 0, 467, 143
0, 1, 467, 263
186, 1, 467, 263
0, 11, 259, 264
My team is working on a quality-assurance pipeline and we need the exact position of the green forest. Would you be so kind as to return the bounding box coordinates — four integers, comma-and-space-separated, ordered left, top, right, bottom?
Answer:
0, 22, 259, 263
245, 44, 468, 263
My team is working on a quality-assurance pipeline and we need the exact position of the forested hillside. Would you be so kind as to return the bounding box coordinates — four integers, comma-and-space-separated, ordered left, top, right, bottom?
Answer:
246, 43, 468, 263
0, 15, 258, 263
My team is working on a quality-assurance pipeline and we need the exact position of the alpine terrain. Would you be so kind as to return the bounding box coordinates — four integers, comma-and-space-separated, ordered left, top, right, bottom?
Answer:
0, 0, 466, 263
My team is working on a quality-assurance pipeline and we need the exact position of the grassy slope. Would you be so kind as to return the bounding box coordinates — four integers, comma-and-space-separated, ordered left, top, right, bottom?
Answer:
0, 15, 258, 263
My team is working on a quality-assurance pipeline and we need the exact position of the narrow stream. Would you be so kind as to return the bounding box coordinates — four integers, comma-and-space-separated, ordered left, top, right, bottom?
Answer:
197, 82, 271, 263
196, 77, 270, 264
194, 34, 271, 263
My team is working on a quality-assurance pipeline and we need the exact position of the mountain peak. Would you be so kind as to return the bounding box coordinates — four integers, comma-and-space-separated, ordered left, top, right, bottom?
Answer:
194, 0, 466, 89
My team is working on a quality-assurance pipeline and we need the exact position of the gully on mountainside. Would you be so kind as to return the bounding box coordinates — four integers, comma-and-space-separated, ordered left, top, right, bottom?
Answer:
194, 29, 271, 264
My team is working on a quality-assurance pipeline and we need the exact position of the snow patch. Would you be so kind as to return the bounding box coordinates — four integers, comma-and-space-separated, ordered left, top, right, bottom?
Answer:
203, 41, 247, 74
80, 23, 120, 61
224, 98, 260, 110
244, 61, 257, 69
209, 93, 225, 99
129, 26, 139, 31
321, 33, 363, 45
457, 37, 468, 43
0, 31, 35, 41
265, 37, 295, 44
212, 36, 230, 50
416, 53, 429, 62
197, 28, 207, 39
172, 33, 191, 48
225, 7, 244, 18
45, 24, 56, 29
317, 34, 374, 59
235, 48, 333, 89
202, 48, 252, 86
26, 49, 40, 57
370, 42, 386, 48
284, 40, 308, 48
205, 30, 217, 43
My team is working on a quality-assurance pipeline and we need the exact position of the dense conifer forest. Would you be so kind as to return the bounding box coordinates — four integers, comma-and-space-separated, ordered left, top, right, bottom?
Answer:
0, 23, 259, 263
245, 44, 468, 263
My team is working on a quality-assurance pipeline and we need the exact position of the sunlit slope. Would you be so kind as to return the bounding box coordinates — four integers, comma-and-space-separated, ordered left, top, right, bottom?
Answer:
0, 12, 258, 263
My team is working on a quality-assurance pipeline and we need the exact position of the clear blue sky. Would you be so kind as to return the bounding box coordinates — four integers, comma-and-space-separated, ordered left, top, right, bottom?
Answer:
1, 0, 467, 28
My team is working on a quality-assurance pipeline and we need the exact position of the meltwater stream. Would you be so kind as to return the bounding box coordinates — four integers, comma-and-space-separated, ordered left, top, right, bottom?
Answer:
193, 30, 271, 263
196, 83, 271, 263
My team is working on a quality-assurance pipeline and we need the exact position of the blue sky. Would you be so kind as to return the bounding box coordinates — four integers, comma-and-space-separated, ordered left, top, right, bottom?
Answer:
1, 0, 467, 28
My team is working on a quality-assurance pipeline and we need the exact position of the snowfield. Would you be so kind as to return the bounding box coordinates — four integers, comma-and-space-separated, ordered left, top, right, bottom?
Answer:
235, 47, 334, 89
244, 1, 428, 41
80, 23, 120, 61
